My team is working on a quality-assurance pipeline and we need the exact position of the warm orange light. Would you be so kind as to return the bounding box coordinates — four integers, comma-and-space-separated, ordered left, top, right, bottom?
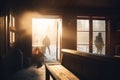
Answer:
32, 18, 55, 36
32, 18, 62, 47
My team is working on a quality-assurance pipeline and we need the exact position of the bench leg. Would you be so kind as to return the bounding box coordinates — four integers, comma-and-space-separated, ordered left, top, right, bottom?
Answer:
46, 67, 50, 80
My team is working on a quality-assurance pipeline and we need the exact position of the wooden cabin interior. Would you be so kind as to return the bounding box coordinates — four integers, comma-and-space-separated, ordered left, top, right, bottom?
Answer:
0, 0, 120, 80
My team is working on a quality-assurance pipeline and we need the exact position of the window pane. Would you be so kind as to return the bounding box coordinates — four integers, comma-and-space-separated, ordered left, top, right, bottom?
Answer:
93, 20, 106, 55
77, 32, 89, 44
77, 44, 89, 52
77, 20, 89, 31
93, 20, 105, 31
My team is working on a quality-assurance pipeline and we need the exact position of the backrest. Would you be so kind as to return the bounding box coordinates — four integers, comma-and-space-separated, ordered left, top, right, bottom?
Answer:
61, 49, 120, 80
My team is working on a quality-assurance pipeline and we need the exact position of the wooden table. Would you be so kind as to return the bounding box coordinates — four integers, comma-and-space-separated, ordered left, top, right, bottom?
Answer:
45, 63, 80, 80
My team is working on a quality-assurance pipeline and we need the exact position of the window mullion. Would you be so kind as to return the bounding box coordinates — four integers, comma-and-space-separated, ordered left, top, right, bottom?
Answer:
89, 18, 93, 53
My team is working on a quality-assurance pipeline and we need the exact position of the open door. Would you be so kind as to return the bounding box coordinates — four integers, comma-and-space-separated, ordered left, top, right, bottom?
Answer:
32, 16, 62, 62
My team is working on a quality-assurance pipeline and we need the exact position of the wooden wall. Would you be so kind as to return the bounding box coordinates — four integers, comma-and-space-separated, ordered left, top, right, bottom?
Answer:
15, 12, 32, 58
13, 10, 120, 57
62, 14, 77, 50
7, 6, 120, 58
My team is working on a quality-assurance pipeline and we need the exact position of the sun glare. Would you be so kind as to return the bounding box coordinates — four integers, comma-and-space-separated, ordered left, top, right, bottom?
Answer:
32, 18, 61, 47
32, 18, 56, 35
32, 17, 62, 61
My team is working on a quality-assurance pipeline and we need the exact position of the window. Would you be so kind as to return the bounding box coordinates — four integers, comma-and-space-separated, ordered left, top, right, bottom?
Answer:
77, 17, 106, 55
9, 14, 16, 46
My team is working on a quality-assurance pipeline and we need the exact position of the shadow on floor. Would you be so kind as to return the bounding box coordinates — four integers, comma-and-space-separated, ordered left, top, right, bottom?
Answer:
12, 65, 45, 80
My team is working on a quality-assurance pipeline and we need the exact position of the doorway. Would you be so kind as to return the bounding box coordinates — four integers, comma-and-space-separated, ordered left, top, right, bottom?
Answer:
32, 16, 62, 62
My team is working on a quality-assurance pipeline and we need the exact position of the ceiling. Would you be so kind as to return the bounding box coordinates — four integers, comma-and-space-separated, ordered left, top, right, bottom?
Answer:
8, 0, 119, 8
1, 0, 120, 15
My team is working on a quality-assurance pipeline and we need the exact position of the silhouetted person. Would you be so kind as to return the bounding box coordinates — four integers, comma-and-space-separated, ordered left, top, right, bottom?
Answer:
43, 35, 51, 55
94, 32, 104, 54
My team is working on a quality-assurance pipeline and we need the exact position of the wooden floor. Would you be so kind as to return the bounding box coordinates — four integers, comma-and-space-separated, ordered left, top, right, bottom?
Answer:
8, 55, 60, 80
12, 65, 46, 80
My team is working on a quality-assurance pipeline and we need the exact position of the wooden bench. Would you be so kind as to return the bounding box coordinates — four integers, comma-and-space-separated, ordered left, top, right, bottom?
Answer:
61, 49, 120, 80
45, 63, 79, 80
45, 49, 120, 80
